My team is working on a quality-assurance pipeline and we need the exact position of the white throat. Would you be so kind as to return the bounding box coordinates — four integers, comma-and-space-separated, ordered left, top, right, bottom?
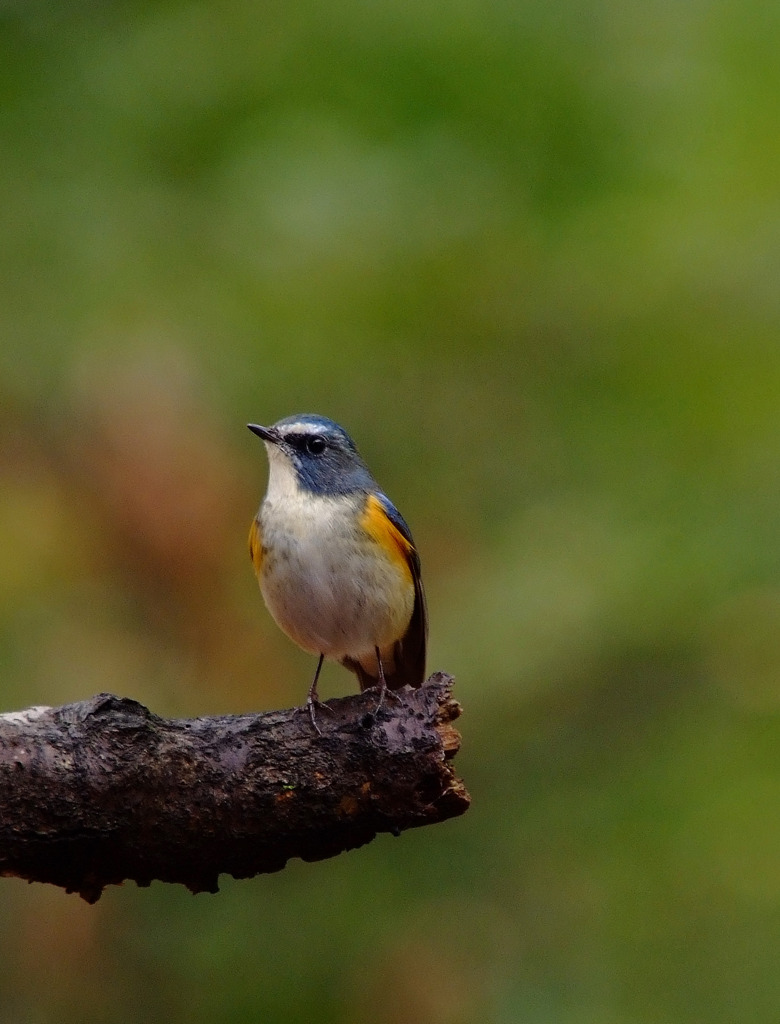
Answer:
263, 443, 302, 504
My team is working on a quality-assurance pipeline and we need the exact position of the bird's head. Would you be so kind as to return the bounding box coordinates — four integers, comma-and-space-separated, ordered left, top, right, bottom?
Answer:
248, 414, 375, 497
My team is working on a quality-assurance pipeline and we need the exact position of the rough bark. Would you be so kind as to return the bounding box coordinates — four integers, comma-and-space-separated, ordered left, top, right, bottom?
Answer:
0, 672, 468, 902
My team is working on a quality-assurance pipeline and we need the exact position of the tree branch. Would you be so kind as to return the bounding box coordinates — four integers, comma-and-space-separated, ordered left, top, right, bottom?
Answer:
0, 672, 468, 902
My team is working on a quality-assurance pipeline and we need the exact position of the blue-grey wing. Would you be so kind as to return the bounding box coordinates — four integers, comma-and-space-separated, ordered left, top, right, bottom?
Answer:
375, 491, 428, 688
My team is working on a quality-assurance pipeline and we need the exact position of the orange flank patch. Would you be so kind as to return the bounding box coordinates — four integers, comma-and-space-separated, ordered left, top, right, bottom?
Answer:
360, 494, 414, 583
248, 518, 264, 574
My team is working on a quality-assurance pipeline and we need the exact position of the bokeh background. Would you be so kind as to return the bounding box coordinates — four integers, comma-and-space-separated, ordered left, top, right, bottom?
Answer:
2, 1, 780, 1021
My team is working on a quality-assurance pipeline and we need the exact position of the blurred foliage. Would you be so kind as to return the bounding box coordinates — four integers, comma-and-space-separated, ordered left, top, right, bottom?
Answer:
2, 0, 780, 1021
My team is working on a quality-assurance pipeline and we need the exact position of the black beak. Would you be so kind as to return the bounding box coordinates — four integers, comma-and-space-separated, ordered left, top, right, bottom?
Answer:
247, 423, 281, 444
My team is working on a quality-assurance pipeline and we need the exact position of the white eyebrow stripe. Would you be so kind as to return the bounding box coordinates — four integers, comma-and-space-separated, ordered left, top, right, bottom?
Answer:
281, 421, 325, 435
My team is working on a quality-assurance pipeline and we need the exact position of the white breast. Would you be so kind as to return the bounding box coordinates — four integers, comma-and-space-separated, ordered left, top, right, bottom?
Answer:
258, 487, 414, 663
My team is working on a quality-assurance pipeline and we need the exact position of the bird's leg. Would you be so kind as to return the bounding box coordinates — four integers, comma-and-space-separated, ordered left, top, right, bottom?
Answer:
374, 647, 403, 711
303, 653, 331, 735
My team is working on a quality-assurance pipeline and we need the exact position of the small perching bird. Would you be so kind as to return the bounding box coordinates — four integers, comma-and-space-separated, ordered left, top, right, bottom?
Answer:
248, 414, 427, 730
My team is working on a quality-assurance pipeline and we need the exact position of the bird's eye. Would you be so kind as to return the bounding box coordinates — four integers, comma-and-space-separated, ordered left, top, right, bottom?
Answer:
306, 435, 326, 455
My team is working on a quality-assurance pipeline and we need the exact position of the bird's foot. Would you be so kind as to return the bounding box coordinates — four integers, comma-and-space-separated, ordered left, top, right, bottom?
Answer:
372, 646, 405, 713
294, 695, 332, 736
374, 681, 405, 713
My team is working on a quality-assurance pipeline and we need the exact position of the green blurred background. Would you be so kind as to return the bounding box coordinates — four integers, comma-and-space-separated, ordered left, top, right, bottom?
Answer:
2, 0, 780, 1021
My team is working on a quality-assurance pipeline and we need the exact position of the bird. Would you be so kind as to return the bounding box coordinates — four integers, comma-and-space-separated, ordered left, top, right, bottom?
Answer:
247, 414, 427, 731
